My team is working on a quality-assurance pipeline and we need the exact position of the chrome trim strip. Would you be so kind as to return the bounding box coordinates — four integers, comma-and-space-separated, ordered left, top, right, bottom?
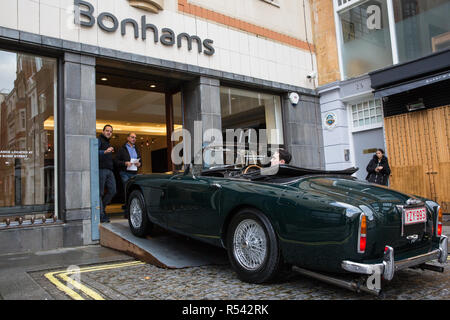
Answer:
401, 206, 405, 236
397, 204, 405, 236
394, 250, 441, 271
406, 198, 424, 206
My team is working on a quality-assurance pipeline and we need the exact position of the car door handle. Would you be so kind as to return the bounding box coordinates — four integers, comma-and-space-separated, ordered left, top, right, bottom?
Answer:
210, 183, 222, 190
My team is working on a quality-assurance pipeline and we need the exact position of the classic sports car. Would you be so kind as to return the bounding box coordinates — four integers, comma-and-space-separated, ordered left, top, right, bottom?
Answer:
124, 163, 447, 295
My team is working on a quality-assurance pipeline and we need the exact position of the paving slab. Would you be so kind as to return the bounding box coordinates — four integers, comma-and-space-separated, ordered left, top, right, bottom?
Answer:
0, 245, 132, 300
99, 219, 229, 269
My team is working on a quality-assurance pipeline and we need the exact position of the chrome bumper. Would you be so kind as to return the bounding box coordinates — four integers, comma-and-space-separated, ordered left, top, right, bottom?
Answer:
341, 235, 448, 281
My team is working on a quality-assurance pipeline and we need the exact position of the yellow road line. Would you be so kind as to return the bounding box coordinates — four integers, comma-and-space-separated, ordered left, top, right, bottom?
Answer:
45, 260, 146, 300
58, 273, 105, 300
44, 271, 85, 300
64, 261, 145, 275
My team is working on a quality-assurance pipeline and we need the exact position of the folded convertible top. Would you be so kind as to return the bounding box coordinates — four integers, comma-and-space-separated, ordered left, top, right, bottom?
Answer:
274, 165, 359, 177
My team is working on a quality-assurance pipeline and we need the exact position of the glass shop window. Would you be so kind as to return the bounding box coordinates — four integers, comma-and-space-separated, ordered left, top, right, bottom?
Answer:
219, 87, 283, 167
0, 49, 57, 213
393, 0, 450, 63
339, 0, 393, 79
220, 87, 284, 146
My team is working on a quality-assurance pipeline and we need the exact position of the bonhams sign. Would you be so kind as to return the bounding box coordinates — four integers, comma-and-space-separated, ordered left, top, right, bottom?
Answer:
74, 0, 215, 55
128, 0, 164, 14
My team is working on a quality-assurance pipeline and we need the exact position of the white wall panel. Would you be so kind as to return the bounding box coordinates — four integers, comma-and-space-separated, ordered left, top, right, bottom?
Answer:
18, 0, 40, 34
0, 0, 18, 30
0, 0, 316, 89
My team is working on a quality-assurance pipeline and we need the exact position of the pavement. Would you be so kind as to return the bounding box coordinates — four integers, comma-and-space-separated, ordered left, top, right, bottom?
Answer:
0, 244, 132, 300
0, 223, 449, 300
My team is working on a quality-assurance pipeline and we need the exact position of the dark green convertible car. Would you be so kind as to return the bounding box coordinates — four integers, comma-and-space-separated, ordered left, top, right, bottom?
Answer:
124, 163, 447, 294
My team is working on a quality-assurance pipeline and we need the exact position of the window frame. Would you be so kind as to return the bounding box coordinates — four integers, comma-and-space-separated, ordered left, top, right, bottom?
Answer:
219, 84, 285, 148
333, 0, 399, 80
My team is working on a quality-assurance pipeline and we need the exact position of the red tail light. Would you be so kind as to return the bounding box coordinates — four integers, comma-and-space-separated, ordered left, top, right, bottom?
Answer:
437, 207, 443, 237
358, 214, 367, 253
359, 237, 366, 252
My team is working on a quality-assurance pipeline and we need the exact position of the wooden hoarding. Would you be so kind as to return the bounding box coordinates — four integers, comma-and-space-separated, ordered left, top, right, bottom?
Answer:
384, 105, 450, 213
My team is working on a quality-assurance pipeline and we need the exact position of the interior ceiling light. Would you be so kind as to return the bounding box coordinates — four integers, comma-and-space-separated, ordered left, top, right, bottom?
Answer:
43, 117, 182, 136
101, 77, 108, 81
150, 84, 156, 88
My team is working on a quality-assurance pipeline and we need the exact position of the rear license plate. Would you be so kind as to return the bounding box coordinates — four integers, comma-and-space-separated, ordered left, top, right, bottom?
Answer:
404, 207, 427, 225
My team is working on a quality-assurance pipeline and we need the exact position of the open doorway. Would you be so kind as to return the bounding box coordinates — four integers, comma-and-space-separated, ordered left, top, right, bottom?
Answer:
95, 67, 182, 217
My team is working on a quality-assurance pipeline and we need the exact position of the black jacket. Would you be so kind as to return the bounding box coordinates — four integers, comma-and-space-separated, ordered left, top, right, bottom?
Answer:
114, 143, 141, 173
366, 155, 391, 186
98, 134, 114, 170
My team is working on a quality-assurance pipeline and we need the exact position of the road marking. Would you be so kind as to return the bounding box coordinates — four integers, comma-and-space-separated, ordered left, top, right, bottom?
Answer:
45, 271, 85, 300
45, 260, 145, 300
59, 273, 106, 300
64, 260, 144, 275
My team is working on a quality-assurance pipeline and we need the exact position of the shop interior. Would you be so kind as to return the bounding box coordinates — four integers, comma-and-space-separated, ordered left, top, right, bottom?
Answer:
95, 60, 184, 216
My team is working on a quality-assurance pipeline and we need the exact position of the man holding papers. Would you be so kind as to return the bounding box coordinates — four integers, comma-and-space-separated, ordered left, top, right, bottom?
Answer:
115, 132, 142, 185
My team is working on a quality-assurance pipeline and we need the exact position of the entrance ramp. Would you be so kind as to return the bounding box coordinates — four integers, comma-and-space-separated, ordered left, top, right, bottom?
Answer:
99, 219, 229, 269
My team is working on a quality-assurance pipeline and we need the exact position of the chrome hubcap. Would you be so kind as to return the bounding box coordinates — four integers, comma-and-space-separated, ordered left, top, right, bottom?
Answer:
233, 219, 267, 270
130, 198, 142, 229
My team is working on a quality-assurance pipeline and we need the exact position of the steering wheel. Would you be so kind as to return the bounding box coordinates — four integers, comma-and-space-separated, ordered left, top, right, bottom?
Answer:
243, 164, 262, 174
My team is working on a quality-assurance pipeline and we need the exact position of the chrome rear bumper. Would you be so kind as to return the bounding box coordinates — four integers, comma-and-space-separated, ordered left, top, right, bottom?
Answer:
341, 235, 448, 281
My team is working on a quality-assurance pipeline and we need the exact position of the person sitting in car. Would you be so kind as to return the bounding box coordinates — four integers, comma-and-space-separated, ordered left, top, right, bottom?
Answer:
270, 148, 292, 167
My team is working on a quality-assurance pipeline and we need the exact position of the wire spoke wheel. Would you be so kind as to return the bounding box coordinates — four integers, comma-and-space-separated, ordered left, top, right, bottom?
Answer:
129, 198, 143, 229
233, 219, 268, 271
127, 190, 152, 237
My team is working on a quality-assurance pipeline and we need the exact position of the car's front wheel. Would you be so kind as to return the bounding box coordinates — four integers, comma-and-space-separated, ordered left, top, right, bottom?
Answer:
127, 190, 153, 237
226, 208, 285, 283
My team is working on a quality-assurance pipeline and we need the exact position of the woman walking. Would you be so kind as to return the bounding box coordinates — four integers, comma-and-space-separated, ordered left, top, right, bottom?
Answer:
366, 149, 391, 186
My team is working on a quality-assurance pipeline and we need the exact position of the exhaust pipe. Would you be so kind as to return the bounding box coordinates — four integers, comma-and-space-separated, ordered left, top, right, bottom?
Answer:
294, 266, 381, 296
415, 263, 445, 273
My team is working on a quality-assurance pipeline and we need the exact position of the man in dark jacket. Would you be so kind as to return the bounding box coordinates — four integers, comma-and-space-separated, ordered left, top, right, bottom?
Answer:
366, 149, 391, 186
114, 132, 142, 186
98, 125, 116, 223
